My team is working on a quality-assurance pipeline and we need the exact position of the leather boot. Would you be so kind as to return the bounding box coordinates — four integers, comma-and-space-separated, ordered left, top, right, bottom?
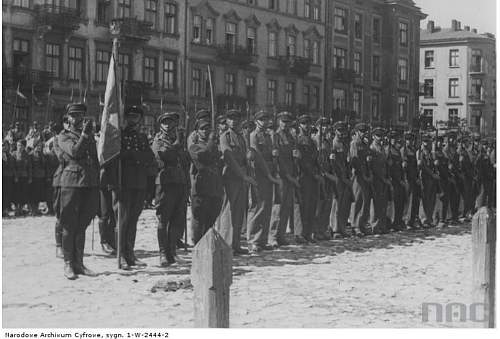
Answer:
73, 230, 97, 277
64, 261, 77, 280
157, 228, 169, 267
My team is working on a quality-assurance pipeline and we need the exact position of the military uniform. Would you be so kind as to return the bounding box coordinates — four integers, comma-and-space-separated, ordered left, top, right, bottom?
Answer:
153, 113, 189, 265
2, 144, 16, 213
30, 147, 47, 213
314, 122, 333, 239
475, 147, 494, 209
296, 117, 321, 241
218, 114, 249, 252
247, 112, 275, 251
417, 140, 438, 227
350, 127, 373, 235
44, 138, 60, 215
434, 144, 451, 225
386, 139, 406, 230
458, 142, 474, 218
98, 172, 116, 252
58, 104, 99, 278
188, 121, 224, 245
401, 136, 421, 228
370, 131, 390, 233
269, 115, 296, 246
13, 146, 32, 210
52, 131, 65, 255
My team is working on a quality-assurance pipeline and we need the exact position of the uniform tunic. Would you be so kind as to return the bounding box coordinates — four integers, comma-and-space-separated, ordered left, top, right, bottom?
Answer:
13, 150, 32, 205
417, 147, 437, 225
443, 145, 460, 221
350, 135, 373, 233
370, 140, 389, 233
330, 137, 353, 235
401, 144, 421, 226
2, 150, 16, 210
387, 145, 406, 229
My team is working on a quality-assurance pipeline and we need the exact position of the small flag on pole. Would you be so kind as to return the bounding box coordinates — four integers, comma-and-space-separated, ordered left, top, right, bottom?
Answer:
16, 83, 27, 100
97, 39, 123, 166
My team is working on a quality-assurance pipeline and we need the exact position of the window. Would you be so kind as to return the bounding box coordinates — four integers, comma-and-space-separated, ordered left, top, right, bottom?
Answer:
247, 0, 255, 5
205, 18, 214, 45
305, 0, 311, 19
334, 7, 347, 34
448, 109, 459, 121
472, 49, 482, 71
164, 2, 178, 34
268, 32, 277, 57
247, 27, 256, 55
312, 86, 320, 110
13, 0, 29, 8
398, 96, 407, 121
398, 58, 408, 84
424, 79, 434, 98
472, 110, 481, 127
304, 85, 310, 108
372, 55, 380, 82
145, 0, 158, 30
354, 52, 362, 74
13, 39, 29, 53
312, 41, 319, 64
285, 82, 296, 106
225, 22, 237, 51
373, 17, 381, 44
192, 68, 202, 96
225, 73, 236, 96
333, 47, 347, 69
449, 78, 459, 98
95, 50, 110, 83
471, 78, 483, 99
399, 22, 408, 46
354, 14, 363, 40
287, 0, 297, 15
449, 49, 459, 67
193, 15, 202, 42
424, 50, 434, 68
268, 0, 277, 10
267, 80, 277, 105
312, 0, 320, 20
333, 88, 346, 110
46, 43, 61, 78
118, 53, 130, 81
118, 0, 131, 18
353, 90, 362, 117
371, 92, 380, 119
97, 0, 111, 25
287, 35, 296, 56
68, 46, 83, 81
246, 77, 256, 103
144, 56, 156, 86
163, 58, 176, 91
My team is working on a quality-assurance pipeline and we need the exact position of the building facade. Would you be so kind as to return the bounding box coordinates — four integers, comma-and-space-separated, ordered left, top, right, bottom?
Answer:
325, 0, 425, 126
2, 0, 425, 132
419, 20, 496, 135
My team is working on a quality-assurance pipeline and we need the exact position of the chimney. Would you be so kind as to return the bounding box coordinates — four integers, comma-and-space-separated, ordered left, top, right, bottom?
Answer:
427, 20, 435, 32
472, 28, 478, 34
464, 26, 470, 31
451, 19, 459, 31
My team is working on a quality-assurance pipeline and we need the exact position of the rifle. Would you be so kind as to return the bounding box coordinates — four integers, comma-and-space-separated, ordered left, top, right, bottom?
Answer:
272, 106, 281, 204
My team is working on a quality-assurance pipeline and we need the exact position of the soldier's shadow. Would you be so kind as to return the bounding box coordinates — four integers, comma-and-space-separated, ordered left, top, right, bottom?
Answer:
231, 223, 471, 271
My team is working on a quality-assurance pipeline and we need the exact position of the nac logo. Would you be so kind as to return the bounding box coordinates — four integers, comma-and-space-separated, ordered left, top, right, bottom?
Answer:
422, 303, 488, 323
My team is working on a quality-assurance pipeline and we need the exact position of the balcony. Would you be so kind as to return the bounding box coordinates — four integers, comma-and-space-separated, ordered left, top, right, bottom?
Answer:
469, 64, 485, 74
215, 44, 257, 67
3, 68, 53, 91
468, 94, 485, 105
34, 4, 82, 32
332, 68, 359, 83
278, 56, 312, 77
110, 17, 154, 42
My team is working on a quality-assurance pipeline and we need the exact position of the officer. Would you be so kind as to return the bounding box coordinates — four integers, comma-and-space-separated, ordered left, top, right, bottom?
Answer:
370, 127, 390, 234
386, 130, 406, 231
247, 110, 280, 253
58, 103, 99, 279
217, 115, 228, 136
401, 131, 421, 229
153, 112, 189, 266
417, 134, 439, 228
475, 140, 494, 209
314, 117, 333, 240
30, 142, 47, 215
107, 105, 154, 269
328, 121, 354, 238
434, 135, 451, 227
2, 141, 16, 216
457, 136, 474, 220
218, 109, 256, 255
52, 116, 68, 258
350, 123, 373, 235
13, 139, 32, 216
44, 130, 61, 216
269, 112, 297, 248
188, 117, 224, 245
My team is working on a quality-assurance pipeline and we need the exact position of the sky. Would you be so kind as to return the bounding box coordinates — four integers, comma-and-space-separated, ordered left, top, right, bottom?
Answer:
414, 0, 497, 34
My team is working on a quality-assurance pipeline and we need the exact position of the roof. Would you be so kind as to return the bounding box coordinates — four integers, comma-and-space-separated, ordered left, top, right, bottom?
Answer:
421, 28, 495, 44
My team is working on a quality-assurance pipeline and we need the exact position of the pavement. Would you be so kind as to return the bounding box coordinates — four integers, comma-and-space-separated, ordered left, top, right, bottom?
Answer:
2, 209, 475, 328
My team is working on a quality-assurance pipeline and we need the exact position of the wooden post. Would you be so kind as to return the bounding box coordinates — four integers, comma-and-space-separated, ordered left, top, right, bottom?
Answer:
191, 228, 232, 328
472, 207, 496, 328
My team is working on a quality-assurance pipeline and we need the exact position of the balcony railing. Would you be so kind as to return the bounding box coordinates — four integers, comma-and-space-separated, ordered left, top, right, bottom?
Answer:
278, 56, 312, 77
215, 44, 257, 66
332, 68, 358, 82
3, 68, 53, 90
110, 17, 154, 42
468, 94, 485, 105
34, 4, 82, 31
469, 64, 485, 73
